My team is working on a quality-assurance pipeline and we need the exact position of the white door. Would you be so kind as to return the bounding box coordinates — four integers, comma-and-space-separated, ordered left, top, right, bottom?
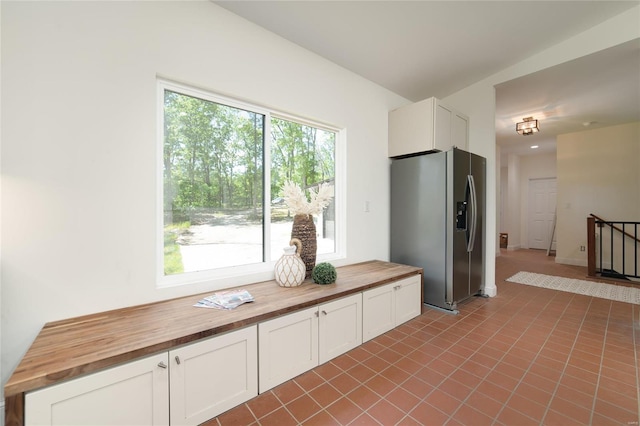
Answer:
170, 326, 257, 426
528, 178, 557, 250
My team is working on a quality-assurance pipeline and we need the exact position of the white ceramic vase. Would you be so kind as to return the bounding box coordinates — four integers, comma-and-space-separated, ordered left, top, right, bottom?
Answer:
274, 238, 306, 287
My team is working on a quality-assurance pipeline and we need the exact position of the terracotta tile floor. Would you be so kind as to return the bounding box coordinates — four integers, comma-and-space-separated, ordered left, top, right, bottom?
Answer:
206, 250, 640, 425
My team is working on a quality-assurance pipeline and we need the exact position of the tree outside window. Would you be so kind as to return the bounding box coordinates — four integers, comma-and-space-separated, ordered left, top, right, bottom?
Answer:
161, 83, 337, 279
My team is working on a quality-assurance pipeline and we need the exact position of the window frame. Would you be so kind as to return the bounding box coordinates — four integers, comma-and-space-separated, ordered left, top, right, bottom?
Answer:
156, 79, 346, 288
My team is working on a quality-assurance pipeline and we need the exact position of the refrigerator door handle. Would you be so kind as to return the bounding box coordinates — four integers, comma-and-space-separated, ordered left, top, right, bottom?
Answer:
467, 174, 477, 252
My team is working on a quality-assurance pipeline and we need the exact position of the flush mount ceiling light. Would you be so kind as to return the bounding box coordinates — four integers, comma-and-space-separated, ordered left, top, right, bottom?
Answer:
516, 117, 539, 136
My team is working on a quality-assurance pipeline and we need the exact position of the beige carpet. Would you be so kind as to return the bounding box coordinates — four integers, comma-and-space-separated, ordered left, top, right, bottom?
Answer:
506, 271, 640, 305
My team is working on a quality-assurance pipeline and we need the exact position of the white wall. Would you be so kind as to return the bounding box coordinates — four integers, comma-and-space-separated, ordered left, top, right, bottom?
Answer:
556, 122, 640, 266
507, 154, 521, 249
0, 1, 408, 389
500, 166, 507, 234
442, 4, 639, 296
495, 145, 502, 255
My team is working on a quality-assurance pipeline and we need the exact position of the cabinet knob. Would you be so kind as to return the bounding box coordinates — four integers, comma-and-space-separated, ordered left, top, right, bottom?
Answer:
157, 361, 168, 369
175, 356, 181, 365
322, 310, 327, 315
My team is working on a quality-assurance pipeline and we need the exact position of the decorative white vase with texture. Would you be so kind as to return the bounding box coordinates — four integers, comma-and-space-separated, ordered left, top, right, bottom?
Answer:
274, 238, 306, 287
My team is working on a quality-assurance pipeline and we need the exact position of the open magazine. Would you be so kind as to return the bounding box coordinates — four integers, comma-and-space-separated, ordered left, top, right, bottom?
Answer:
194, 289, 255, 310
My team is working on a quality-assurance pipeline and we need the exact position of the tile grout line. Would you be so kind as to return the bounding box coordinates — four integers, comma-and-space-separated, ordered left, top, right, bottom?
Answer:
538, 295, 596, 425
380, 292, 546, 425
251, 288, 630, 425
282, 338, 421, 425
356, 313, 456, 423
236, 295, 633, 425
480, 290, 581, 425
342, 322, 457, 425
249, 302, 460, 424
586, 300, 612, 426
340, 301, 492, 424
632, 302, 640, 425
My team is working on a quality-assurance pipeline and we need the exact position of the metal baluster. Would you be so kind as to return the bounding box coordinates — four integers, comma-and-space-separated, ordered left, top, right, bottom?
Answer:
633, 223, 638, 277
622, 223, 625, 276
610, 223, 613, 276
599, 221, 603, 274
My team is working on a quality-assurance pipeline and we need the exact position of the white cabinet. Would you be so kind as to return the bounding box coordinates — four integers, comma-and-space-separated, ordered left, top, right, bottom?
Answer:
362, 275, 422, 342
170, 326, 257, 426
318, 293, 363, 364
388, 97, 468, 157
25, 326, 258, 426
259, 306, 318, 393
259, 293, 362, 392
25, 354, 170, 426
361, 283, 396, 342
22, 271, 422, 426
394, 276, 423, 326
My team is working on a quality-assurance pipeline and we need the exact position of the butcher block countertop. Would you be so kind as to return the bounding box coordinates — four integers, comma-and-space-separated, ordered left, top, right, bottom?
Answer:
5, 260, 422, 398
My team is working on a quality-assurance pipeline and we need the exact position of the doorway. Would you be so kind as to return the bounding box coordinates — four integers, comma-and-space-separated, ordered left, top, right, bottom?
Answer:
528, 178, 557, 250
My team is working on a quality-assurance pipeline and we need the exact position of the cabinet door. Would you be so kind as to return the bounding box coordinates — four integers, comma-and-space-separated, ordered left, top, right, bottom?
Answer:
318, 293, 362, 364
388, 97, 436, 157
25, 354, 169, 426
258, 306, 318, 393
362, 283, 395, 342
434, 102, 453, 152
394, 275, 423, 326
170, 326, 257, 426
452, 112, 469, 151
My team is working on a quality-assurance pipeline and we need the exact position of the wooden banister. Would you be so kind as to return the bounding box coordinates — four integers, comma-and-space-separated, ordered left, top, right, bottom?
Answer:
589, 213, 640, 244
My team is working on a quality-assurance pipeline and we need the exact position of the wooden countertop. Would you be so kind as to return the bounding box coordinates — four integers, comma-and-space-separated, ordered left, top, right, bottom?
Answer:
5, 260, 421, 397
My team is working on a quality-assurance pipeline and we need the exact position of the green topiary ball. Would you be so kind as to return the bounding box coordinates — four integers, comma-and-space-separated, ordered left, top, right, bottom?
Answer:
312, 262, 337, 285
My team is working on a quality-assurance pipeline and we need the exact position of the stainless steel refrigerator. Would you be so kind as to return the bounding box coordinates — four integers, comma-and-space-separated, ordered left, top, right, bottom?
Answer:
390, 148, 486, 313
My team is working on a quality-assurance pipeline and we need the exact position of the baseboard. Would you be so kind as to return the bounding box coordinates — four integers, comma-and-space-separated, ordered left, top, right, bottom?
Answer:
483, 286, 497, 297
506, 244, 521, 251
554, 257, 587, 267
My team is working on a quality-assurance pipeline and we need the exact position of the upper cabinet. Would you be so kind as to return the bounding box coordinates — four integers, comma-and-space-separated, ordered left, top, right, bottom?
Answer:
388, 97, 469, 157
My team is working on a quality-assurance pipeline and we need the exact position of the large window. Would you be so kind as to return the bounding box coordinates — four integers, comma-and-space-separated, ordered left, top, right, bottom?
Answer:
159, 81, 340, 285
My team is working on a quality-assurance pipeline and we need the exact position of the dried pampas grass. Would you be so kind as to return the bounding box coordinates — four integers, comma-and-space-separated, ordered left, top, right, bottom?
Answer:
282, 181, 333, 216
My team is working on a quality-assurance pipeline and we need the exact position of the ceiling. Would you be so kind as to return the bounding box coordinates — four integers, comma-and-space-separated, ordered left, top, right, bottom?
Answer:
215, 1, 640, 158
495, 39, 640, 158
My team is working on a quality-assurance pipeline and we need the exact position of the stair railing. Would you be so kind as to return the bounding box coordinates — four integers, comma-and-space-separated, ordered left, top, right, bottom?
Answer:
587, 213, 640, 279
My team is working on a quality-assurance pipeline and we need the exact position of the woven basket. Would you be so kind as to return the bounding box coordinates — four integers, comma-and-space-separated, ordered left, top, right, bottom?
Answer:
291, 214, 317, 279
